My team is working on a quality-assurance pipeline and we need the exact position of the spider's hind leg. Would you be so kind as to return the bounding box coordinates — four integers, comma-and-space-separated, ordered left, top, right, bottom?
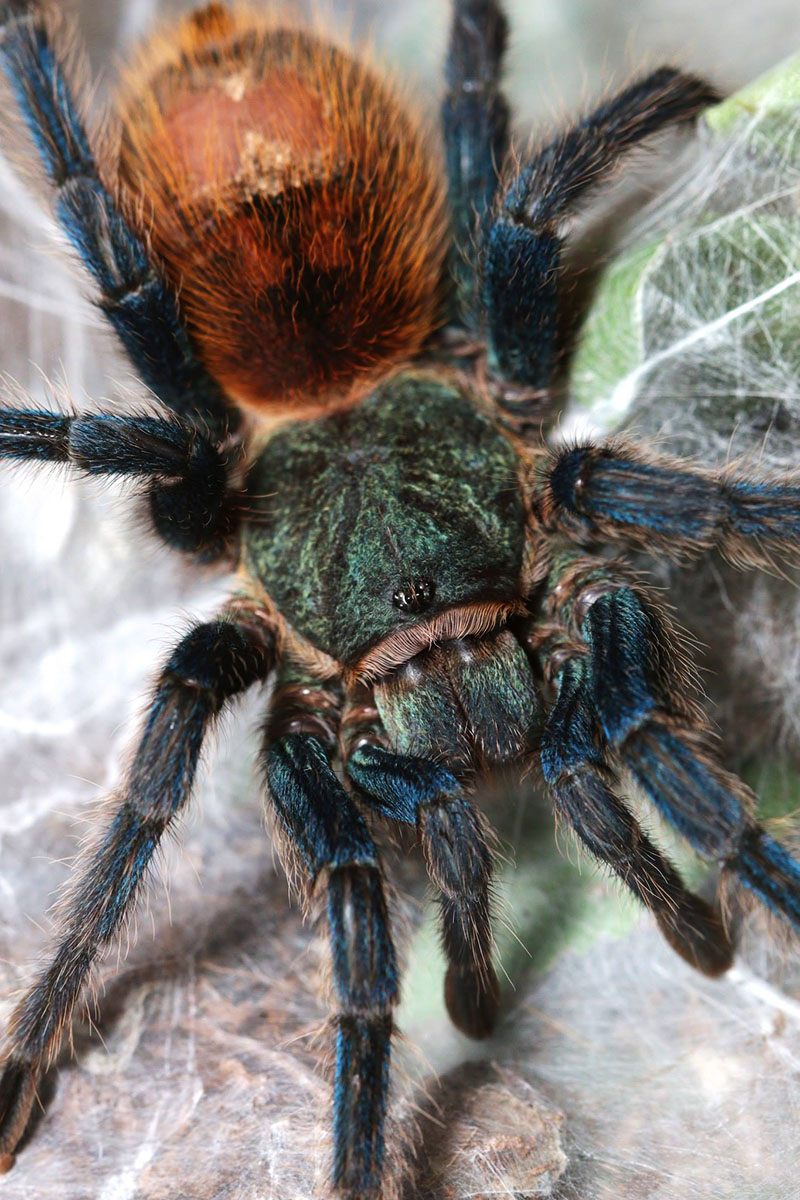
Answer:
0, 1, 232, 438
442, 0, 510, 324
483, 69, 719, 406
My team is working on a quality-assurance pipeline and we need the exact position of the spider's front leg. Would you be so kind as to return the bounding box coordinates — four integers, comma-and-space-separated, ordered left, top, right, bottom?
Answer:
544, 441, 800, 572
532, 608, 733, 975
345, 630, 540, 1042
262, 669, 398, 1200
344, 690, 499, 1039
542, 557, 800, 945
0, 598, 274, 1165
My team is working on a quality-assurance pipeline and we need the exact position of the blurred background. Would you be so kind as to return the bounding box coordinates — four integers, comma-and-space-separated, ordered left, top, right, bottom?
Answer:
1, 3, 800, 1198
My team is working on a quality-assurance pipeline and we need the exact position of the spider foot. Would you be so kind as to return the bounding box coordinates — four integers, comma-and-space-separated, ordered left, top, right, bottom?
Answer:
0, 1057, 38, 1167
445, 961, 500, 1039
652, 892, 733, 978
333, 1014, 392, 1200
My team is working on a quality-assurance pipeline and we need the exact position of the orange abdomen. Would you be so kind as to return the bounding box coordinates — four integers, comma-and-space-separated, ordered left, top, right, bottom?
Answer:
116, 3, 447, 414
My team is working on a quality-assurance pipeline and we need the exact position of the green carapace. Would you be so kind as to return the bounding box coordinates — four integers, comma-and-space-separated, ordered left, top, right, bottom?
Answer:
244, 371, 527, 667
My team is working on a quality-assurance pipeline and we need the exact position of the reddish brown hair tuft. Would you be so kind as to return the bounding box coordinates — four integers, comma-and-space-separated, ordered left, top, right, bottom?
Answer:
115, 4, 448, 415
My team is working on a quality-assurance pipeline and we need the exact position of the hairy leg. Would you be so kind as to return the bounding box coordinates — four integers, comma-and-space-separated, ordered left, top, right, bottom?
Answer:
346, 633, 540, 1039
483, 69, 718, 395
442, 0, 510, 323
0, 406, 237, 556
547, 558, 800, 932
263, 671, 398, 1200
345, 689, 499, 1038
0, 598, 274, 1163
543, 440, 800, 571
0, 1, 232, 437
537, 624, 732, 975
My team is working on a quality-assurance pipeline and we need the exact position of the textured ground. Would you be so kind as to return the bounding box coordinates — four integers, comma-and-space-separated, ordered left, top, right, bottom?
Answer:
1, 3, 800, 1199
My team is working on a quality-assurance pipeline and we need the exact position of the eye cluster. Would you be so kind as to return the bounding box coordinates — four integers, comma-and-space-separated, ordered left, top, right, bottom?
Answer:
392, 578, 435, 613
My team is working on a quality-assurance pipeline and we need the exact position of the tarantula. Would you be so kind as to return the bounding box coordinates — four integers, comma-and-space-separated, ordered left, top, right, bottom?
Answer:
1, 0, 800, 1195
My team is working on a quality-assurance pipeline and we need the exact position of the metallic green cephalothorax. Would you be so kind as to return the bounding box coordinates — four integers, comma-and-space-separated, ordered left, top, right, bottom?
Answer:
244, 371, 527, 668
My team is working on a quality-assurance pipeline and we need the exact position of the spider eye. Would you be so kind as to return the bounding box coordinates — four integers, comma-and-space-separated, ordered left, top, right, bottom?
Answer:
392, 579, 435, 614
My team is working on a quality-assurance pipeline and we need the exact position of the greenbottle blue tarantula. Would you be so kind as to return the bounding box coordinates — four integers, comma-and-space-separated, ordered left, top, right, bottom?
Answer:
1, 0, 799, 1195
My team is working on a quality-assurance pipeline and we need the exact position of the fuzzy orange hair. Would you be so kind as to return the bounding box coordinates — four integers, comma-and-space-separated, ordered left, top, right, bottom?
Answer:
114, 2, 448, 415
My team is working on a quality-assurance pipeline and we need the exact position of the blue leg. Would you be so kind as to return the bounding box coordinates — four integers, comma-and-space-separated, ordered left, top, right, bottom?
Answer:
540, 643, 733, 975
0, 601, 274, 1163
544, 441, 800, 572
626, 725, 800, 928
483, 69, 718, 395
264, 676, 398, 1200
0, 2, 232, 437
568, 580, 800, 932
442, 0, 509, 324
348, 741, 499, 1038
0, 406, 236, 556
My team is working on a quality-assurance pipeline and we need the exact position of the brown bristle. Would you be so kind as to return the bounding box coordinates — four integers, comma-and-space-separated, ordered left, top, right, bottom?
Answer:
114, 4, 448, 415
350, 599, 527, 683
